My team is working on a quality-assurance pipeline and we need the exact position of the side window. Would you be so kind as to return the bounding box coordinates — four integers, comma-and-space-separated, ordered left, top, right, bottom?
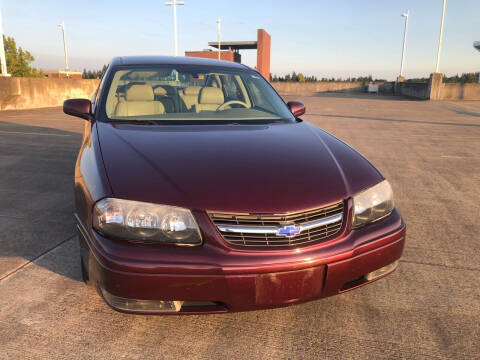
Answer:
220, 74, 244, 102
245, 74, 277, 113
205, 75, 220, 88
247, 80, 262, 105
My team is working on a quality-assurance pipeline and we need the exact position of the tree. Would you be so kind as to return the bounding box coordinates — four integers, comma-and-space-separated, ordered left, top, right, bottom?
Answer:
270, 72, 385, 83
2, 35, 43, 77
437, 72, 479, 83
82, 64, 108, 79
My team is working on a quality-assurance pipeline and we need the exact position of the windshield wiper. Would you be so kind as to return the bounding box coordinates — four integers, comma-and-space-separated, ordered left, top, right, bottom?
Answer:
109, 119, 165, 125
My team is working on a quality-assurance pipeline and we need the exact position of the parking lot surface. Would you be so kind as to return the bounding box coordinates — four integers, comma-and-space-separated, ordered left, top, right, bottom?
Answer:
1, 94, 479, 359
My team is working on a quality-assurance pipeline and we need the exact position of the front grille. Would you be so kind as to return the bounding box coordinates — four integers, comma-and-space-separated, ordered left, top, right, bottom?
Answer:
208, 201, 344, 247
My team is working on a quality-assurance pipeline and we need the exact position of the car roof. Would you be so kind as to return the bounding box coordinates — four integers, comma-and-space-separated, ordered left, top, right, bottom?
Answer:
110, 56, 250, 70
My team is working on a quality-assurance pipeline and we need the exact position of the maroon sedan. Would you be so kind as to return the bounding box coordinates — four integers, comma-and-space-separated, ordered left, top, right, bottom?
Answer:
64, 56, 405, 314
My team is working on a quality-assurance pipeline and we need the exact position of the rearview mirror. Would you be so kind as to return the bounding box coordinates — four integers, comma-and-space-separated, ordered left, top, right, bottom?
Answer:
63, 99, 92, 120
287, 101, 305, 117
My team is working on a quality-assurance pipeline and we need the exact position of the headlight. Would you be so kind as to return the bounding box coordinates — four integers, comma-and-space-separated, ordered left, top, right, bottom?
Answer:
92, 198, 202, 245
352, 180, 394, 228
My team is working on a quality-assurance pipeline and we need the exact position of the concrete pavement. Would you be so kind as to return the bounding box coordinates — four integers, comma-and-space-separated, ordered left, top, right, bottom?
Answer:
0, 95, 479, 359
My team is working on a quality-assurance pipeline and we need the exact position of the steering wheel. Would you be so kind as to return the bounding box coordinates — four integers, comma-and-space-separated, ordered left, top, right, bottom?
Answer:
216, 100, 249, 111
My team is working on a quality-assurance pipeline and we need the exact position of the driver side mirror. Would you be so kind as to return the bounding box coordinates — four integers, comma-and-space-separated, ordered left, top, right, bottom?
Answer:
287, 101, 305, 117
63, 98, 92, 120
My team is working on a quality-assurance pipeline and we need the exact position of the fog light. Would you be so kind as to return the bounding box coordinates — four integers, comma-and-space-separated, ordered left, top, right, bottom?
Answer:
365, 261, 399, 281
101, 288, 183, 313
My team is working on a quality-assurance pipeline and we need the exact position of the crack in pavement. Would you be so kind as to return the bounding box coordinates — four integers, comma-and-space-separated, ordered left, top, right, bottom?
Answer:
0, 130, 73, 137
400, 259, 480, 272
0, 234, 76, 281
307, 113, 480, 128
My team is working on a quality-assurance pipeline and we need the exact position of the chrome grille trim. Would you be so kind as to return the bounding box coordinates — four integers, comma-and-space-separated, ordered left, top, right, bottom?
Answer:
217, 213, 342, 235
209, 201, 344, 247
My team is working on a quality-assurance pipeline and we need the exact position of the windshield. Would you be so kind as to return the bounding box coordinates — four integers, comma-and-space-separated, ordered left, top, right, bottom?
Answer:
103, 65, 296, 123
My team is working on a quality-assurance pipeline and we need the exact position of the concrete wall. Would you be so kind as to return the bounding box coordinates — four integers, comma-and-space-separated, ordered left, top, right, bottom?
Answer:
397, 82, 429, 99
0, 77, 99, 110
2, 75, 479, 111
438, 83, 480, 100
1, 78, 367, 110
392, 74, 480, 101
430, 73, 480, 100
378, 82, 394, 94
272, 82, 366, 94
274, 79, 480, 100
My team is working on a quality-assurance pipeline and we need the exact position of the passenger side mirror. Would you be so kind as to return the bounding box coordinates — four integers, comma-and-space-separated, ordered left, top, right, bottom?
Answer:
63, 99, 92, 120
287, 101, 305, 117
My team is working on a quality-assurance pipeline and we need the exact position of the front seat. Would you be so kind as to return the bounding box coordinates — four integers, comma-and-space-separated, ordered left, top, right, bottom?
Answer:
153, 86, 175, 113
195, 87, 224, 112
115, 84, 164, 117
179, 86, 202, 111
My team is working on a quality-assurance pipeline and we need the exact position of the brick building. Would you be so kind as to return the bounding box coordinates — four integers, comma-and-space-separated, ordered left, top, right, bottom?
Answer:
185, 29, 271, 81
184, 49, 241, 63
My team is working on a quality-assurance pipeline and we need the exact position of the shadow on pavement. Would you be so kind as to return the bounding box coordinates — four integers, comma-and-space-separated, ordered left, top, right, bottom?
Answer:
452, 109, 480, 118
0, 120, 83, 282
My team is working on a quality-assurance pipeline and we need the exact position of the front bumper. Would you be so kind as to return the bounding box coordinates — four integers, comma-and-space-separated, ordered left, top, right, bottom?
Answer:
78, 209, 406, 314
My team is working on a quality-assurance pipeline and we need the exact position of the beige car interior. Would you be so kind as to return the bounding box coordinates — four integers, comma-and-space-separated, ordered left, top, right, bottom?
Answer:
115, 84, 165, 117
195, 87, 225, 112
108, 72, 253, 118
153, 86, 176, 113
179, 86, 202, 111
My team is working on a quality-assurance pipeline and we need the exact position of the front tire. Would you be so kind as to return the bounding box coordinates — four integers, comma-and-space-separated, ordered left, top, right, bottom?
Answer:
77, 229, 91, 285
80, 254, 90, 284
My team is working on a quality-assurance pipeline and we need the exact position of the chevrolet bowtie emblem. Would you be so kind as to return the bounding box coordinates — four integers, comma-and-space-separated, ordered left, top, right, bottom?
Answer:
277, 224, 301, 238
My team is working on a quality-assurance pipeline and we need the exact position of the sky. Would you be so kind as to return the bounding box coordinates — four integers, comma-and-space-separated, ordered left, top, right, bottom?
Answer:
1, 0, 479, 80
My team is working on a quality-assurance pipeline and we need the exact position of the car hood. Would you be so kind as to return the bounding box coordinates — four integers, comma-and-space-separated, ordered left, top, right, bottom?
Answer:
96, 121, 383, 213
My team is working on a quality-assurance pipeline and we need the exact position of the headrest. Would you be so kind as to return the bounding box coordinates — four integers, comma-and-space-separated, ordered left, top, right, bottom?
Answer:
126, 84, 154, 101
153, 86, 168, 96
183, 86, 202, 96
199, 87, 224, 104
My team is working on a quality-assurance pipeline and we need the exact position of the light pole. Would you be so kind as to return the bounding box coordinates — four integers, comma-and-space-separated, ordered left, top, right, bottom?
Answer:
399, 10, 409, 78
57, 21, 69, 78
216, 17, 221, 60
474, 41, 480, 82
165, 0, 184, 56
0, 8, 10, 76
435, 0, 447, 73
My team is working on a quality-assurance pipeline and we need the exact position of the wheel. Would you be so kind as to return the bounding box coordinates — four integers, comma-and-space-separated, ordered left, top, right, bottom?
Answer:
80, 254, 90, 284
77, 230, 91, 285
